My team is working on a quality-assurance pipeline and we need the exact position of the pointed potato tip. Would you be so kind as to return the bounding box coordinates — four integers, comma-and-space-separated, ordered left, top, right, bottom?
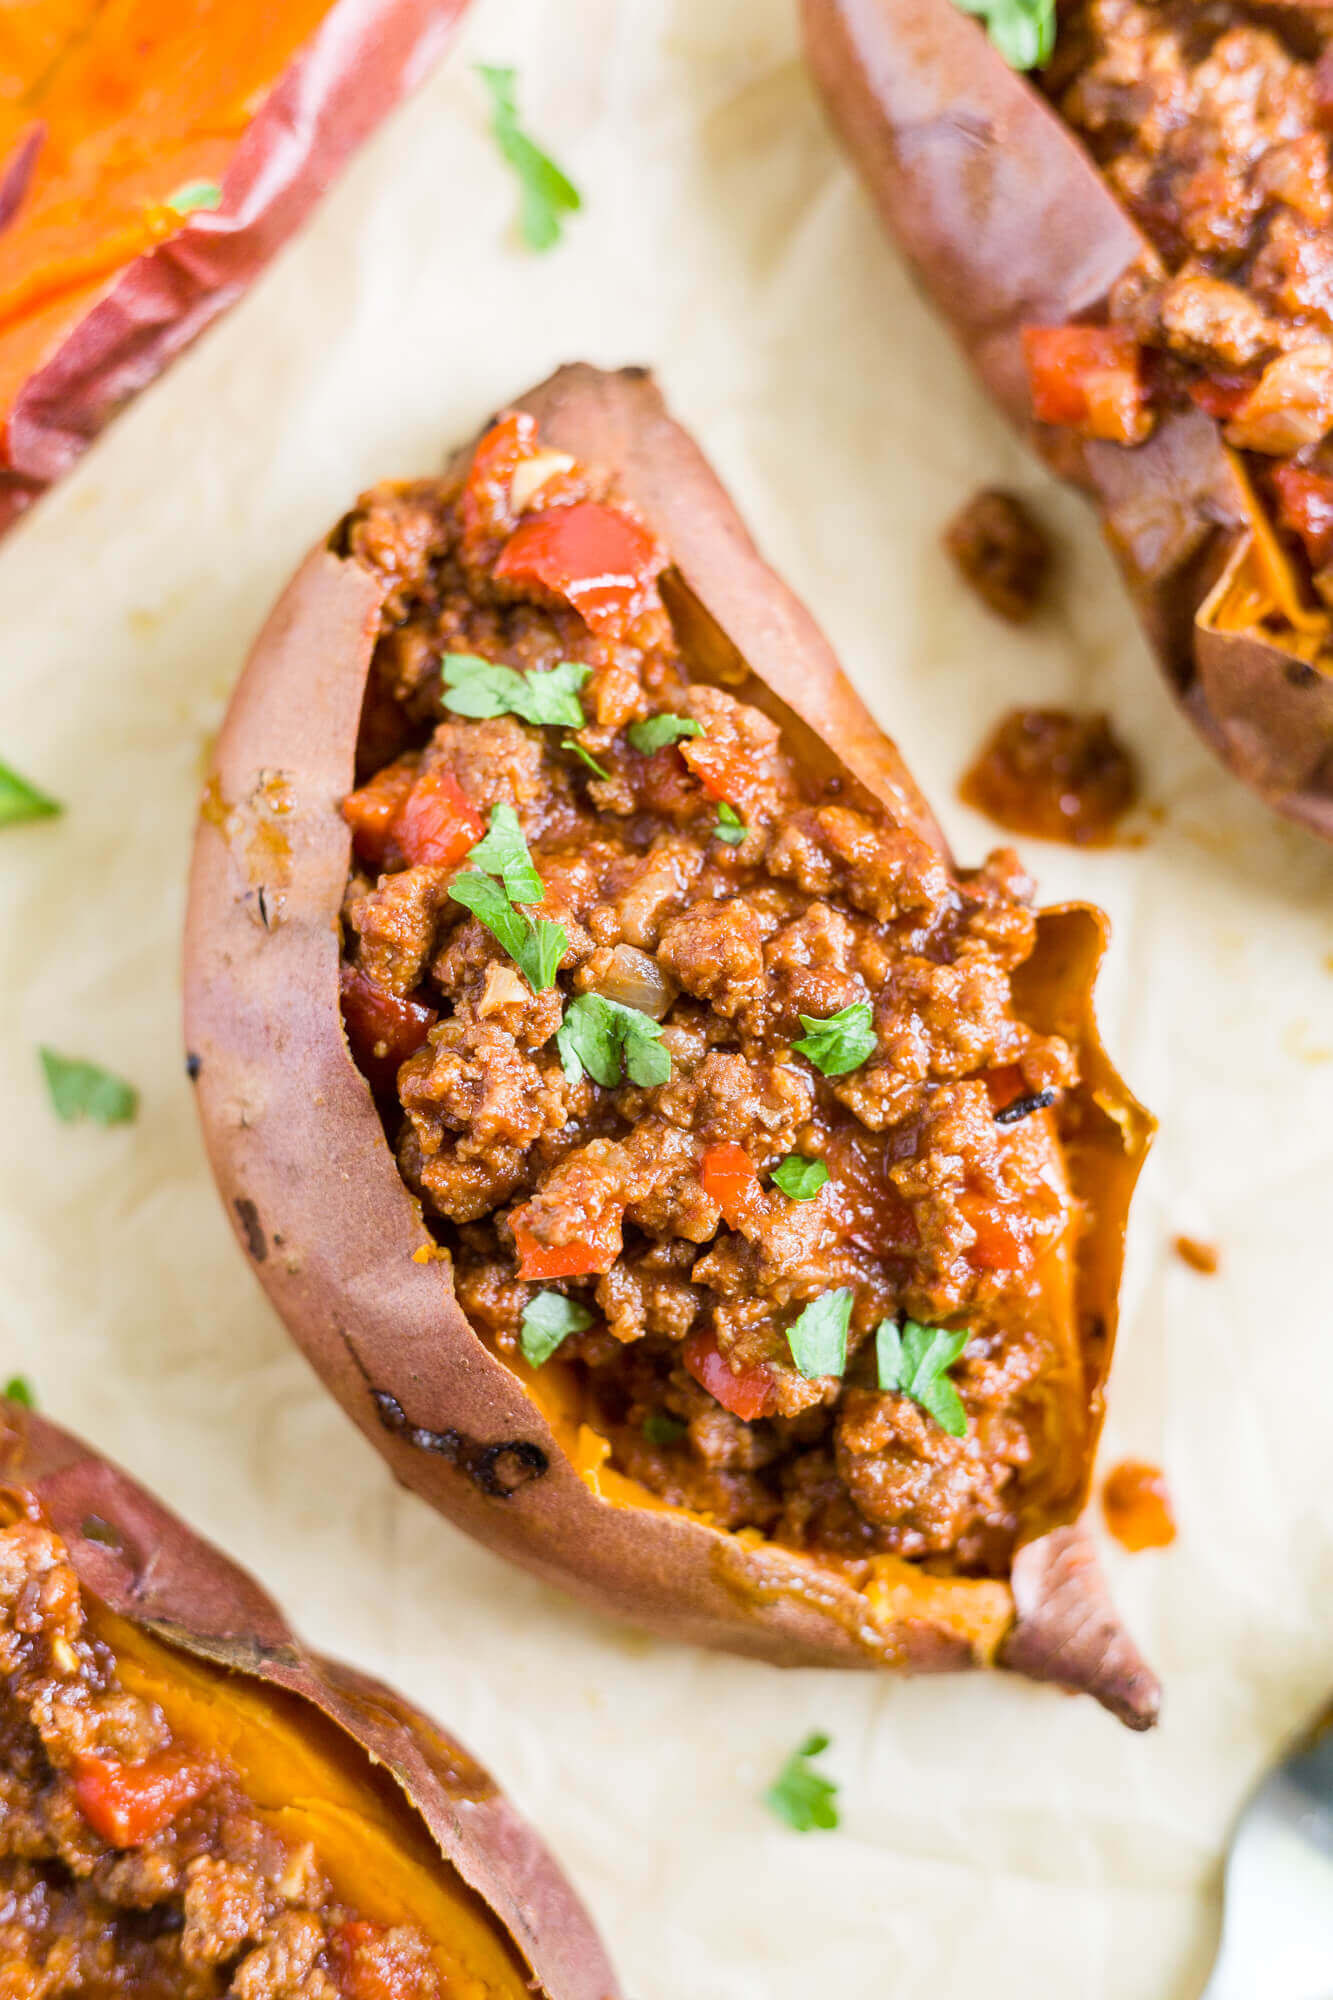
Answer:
1000, 1523, 1161, 1730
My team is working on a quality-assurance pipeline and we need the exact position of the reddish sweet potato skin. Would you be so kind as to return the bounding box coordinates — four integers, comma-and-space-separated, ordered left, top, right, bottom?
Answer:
0, 1400, 620, 2000
0, 0, 470, 537
185, 362, 1158, 1726
802, 0, 1333, 841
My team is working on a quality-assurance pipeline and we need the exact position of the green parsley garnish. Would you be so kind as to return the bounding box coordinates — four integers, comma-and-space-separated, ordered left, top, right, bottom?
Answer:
476, 65, 582, 252
466, 803, 545, 903
557, 992, 671, 1089
40, 1049, 138, 1127
4, 1375, 35, 1409
442, 653, 588, 729
953, 0, 1055, 69
628, 713, 703, 753
792, 1003, 876, 1077
714, 802, 746, 847
0, 762, 61, 827
771, 1155, 828, 1201
166, 178, 223, 214
765, 1733, 839, 1832
876, 1319, 969, 1439
449, 872, 566, 992
786, 1288, 853, 1380
520, 1292, 592, 1367
643, 1412, 687, 1445
563, 738, 611, 780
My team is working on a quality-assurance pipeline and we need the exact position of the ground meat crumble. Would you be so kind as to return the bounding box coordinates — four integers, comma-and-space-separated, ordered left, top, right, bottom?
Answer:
0, 1506, 444, 1998
337, 412, 1093, 1580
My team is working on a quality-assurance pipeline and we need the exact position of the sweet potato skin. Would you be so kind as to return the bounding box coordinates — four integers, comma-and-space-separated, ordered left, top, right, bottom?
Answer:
185, 362, 1158, 1726
802, 0, 1333, 841
0, 1400, 620, 2000
0, 0, 470, 537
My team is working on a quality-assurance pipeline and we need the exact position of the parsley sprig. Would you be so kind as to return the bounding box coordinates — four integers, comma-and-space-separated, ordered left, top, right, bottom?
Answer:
449, 810, 566, 992
166, 178, 223, 215
557, 992, 671, 1089
3, 1375, 35, 1409
714, 802, 746, 847
443, 653, 588, 729
876, 1320, 969, 1438
771, 1155, 828, 1201
953, 0, 1056, 70
477, 65, 582, 252
765, 1733, 840, 1832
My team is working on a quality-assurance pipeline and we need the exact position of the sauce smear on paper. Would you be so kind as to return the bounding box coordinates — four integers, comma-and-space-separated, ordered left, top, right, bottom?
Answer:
1103, 1460, 1176, 1552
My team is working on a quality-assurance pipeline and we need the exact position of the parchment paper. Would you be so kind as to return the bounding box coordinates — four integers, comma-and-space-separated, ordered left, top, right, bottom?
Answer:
3, 3, 1332, 1993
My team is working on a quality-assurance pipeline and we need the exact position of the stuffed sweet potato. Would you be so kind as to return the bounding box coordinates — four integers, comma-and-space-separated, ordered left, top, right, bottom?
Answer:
186, 362, 1158, 1727
0, 1397, 618, 1997
0, 0, 470, 536
803, 0, 1333, 841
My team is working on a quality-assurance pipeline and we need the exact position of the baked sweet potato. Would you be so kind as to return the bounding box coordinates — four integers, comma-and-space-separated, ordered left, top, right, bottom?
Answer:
802, 0, 1333, 842
0, 0, 470, 536
185, 362, 1158, 1727
0, 1397, 618, 1997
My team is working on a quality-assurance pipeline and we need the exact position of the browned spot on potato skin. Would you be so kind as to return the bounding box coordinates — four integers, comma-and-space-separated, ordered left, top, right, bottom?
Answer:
370, 1390, 549, 1498
185, 1052, 202, 1081
233, 1197, 268, 1262
79, 1514, 122, 1550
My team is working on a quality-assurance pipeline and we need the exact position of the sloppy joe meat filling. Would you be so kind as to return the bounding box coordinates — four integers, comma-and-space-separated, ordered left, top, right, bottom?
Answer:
1032, 0, 1333, 597
0, 1509, 443, 1997
339, 413, 1090, 1579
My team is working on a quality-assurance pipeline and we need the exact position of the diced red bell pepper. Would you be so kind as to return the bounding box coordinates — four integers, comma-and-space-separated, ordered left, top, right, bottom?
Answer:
511, 1205, 623, 1280
957, 1189, 1039, 1275
395, 765, 485, 870
460, 411, 540, 555
339, 963, 436, 1088
72, 1750, 212, 1847
493, 501, 661, 638
679, 738, 750, 807
1022, 325, 1151, 445
698, 1142, 762, 1231
1273, 462, 1333, 569
341, 758, 417, 869
1187, 373, 1260, 422
683, 1329, 777, 1422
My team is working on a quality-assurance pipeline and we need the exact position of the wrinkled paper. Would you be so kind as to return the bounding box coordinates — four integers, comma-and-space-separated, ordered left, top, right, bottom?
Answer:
3, 2, 1332, 1993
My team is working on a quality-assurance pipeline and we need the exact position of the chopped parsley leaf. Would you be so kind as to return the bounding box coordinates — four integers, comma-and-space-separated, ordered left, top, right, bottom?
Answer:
166, 178, 223, 214
476, 65, 582, 252
628, 713, 703, 753
792, 1003, 876, 1077
40, 1049, 138, 1127
714, 802, 746, 847
466, 803, 545, 903
643, 1412, 687, 1445
564, 738, 611, 780
3, 1375, 35, 1409
771, 1155, 828, 1201
765, 1733, 840, 1832
520, 1292, 592, 1367
952, 0, 1055, 69
442, 653, 588, 729
0, 762, 61, 827
557, 992, 671, 1089
449, 871, 566, 991
876, 1319, 969, 1438
786, 1288, 853, 1380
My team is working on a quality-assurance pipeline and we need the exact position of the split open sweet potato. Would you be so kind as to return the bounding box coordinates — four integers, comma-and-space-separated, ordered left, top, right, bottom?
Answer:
0, 0, 470, 535
803, 0, 1333, 841
0, 1397, 618, 1997
185, 362, 1158, 1727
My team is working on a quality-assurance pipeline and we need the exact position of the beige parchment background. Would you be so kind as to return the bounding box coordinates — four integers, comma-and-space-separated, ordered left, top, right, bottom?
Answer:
3, 2, 1333, 1992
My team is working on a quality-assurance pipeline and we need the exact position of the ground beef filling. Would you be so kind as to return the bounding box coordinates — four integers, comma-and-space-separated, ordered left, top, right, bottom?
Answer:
1035, 0, 1333, 603
0, 1511, 442, 1998
339, 416, 1090, 1578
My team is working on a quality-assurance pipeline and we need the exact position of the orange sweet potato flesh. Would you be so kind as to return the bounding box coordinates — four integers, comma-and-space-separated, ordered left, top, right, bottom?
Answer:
185, 362, 1159, 1727
801, 0, 1333, 842
0, 1400, 620, 2000
0, 0, 470, 535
